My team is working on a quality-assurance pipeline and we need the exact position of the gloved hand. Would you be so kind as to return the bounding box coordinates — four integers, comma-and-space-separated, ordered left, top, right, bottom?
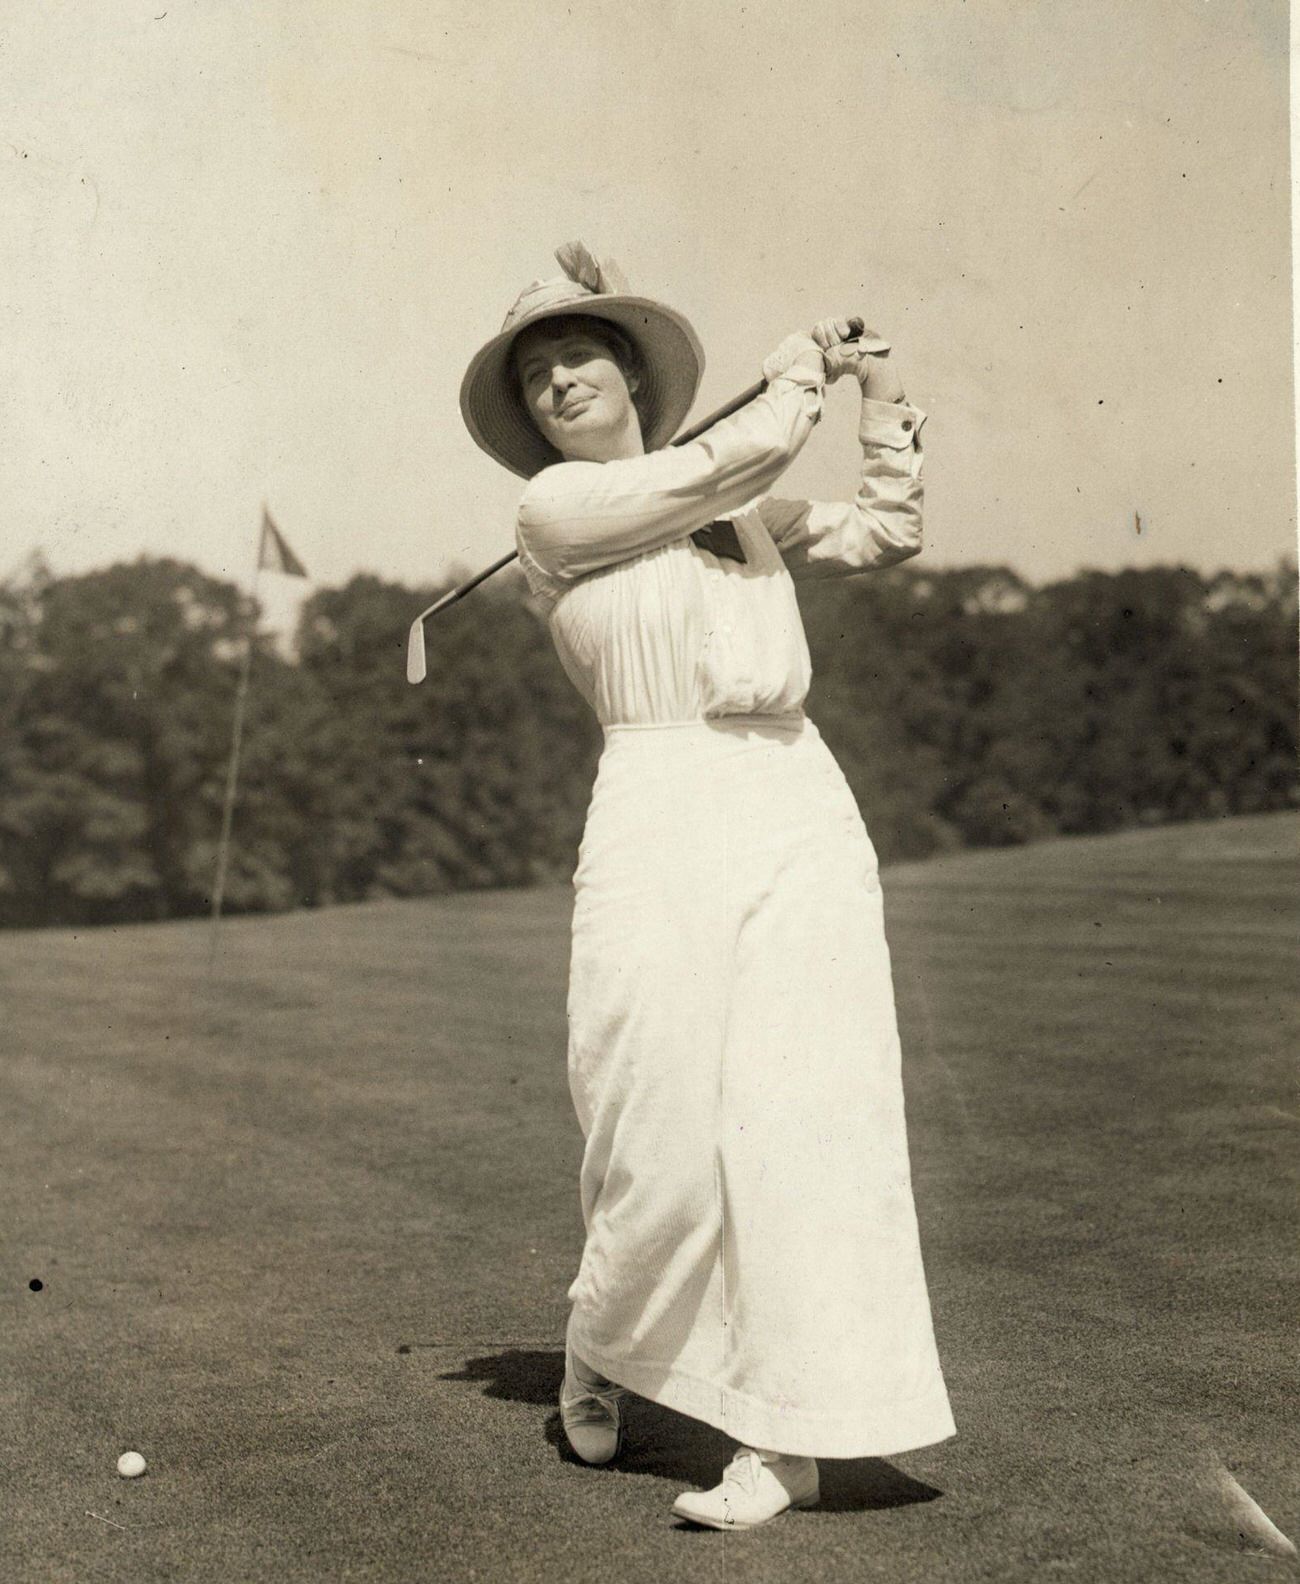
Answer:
762, 331, 825, 386
812, 317, 905, 404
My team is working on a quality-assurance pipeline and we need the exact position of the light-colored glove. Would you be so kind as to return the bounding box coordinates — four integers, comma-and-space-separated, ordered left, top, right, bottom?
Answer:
762, 331, 825, 386
812, 316, 905, 404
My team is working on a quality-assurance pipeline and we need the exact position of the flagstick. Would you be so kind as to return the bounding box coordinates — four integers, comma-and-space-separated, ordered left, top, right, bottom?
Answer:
208, 533, 265, 969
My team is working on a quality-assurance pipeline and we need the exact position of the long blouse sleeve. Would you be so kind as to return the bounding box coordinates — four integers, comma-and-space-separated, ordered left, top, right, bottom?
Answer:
754, 397, 926, 581
516, 363, 825, 589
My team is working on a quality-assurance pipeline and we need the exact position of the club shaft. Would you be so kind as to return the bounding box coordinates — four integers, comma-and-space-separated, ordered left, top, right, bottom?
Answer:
425, 548, 518, 617
420, 379, 768, 609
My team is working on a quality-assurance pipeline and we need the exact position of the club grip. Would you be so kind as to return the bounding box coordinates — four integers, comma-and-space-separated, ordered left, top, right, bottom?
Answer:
846, 316, 865, 340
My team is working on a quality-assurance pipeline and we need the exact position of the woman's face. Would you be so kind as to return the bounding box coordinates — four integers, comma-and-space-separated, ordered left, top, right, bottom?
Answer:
512, 321, 645, 464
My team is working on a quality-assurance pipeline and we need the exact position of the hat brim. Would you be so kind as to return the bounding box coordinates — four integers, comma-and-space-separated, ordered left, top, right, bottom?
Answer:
459, 296, 705, 479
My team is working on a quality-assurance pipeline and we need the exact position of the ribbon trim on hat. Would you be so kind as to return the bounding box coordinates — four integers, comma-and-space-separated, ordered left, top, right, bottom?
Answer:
554, 240, 630, 297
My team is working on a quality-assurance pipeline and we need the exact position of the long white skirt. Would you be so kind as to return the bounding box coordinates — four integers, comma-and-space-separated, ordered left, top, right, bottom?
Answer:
564, 714, 955, 1460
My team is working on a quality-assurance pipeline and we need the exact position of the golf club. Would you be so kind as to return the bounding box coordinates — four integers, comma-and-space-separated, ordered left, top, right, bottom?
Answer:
406, 316, 866, 684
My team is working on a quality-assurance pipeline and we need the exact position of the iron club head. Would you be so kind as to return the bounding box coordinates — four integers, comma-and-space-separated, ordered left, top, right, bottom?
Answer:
406, 586, 465, 683
406, 616, 429, 685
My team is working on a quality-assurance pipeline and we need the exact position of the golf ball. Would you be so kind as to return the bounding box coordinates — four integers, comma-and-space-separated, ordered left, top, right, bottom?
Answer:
116, 1451, 146, 1478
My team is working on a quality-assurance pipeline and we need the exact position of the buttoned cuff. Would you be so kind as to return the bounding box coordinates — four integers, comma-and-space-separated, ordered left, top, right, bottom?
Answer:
859, 397, 925, 449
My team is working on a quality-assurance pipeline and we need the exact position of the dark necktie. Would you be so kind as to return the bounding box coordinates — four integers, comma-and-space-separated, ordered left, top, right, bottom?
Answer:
690, 519, 747, 565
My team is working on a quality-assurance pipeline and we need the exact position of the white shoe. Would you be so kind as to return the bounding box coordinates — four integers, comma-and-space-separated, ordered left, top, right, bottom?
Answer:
671, 1446, 820, 1529
559, 1344, 627, 1465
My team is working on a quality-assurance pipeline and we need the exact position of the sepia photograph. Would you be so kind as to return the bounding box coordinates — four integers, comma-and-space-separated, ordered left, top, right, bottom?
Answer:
2, 2, 1295, 1580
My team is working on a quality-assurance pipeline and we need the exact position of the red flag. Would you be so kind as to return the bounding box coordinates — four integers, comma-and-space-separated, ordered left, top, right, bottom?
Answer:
258, 508, 308, 578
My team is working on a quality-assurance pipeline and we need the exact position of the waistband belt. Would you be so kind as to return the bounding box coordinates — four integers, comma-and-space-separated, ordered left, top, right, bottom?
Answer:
603, 712, 806, 735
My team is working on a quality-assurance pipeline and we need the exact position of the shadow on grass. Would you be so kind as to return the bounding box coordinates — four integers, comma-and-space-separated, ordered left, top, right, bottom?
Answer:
437, 1348, 944, 1512
434, 1346, 565, 1407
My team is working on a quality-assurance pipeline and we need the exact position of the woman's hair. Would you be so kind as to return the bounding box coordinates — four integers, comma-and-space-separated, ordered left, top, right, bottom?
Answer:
509, 314, 651, 433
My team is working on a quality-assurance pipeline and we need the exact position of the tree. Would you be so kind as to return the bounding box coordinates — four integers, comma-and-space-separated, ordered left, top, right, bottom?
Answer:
0, 558, 310, 923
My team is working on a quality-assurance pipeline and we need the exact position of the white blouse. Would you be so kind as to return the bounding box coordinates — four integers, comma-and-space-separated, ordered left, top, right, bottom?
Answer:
515, 361, 925, 728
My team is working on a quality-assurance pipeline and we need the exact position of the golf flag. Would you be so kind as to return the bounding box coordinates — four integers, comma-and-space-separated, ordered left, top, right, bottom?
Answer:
210, 505, 311, 955
258, 508, 308, 578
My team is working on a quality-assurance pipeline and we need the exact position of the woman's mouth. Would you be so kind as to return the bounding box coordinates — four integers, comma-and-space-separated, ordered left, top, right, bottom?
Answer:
557, 395, 594, 419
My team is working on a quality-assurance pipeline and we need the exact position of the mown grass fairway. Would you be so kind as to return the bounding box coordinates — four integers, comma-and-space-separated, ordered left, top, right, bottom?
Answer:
3, 813, 1297, 1582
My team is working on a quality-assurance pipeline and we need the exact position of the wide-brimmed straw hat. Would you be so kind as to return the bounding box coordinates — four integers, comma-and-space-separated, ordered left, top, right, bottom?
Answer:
459, 242, 705, 479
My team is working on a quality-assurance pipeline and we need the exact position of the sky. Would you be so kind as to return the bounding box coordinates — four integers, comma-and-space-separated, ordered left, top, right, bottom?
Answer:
2, 0, 1293, 609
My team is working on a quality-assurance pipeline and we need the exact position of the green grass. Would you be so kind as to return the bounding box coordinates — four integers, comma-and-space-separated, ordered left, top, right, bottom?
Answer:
2, 812, 1297, 1583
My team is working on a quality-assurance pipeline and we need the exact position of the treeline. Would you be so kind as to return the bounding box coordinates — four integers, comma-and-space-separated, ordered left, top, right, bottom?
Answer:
0, 555, 1294, 928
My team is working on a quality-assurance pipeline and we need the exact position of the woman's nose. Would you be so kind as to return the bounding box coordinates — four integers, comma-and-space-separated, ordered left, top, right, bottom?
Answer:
551, 363, 578, 397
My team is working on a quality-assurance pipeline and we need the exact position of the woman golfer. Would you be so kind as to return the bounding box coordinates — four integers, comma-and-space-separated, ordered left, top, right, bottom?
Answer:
459, 244, 955, 1529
